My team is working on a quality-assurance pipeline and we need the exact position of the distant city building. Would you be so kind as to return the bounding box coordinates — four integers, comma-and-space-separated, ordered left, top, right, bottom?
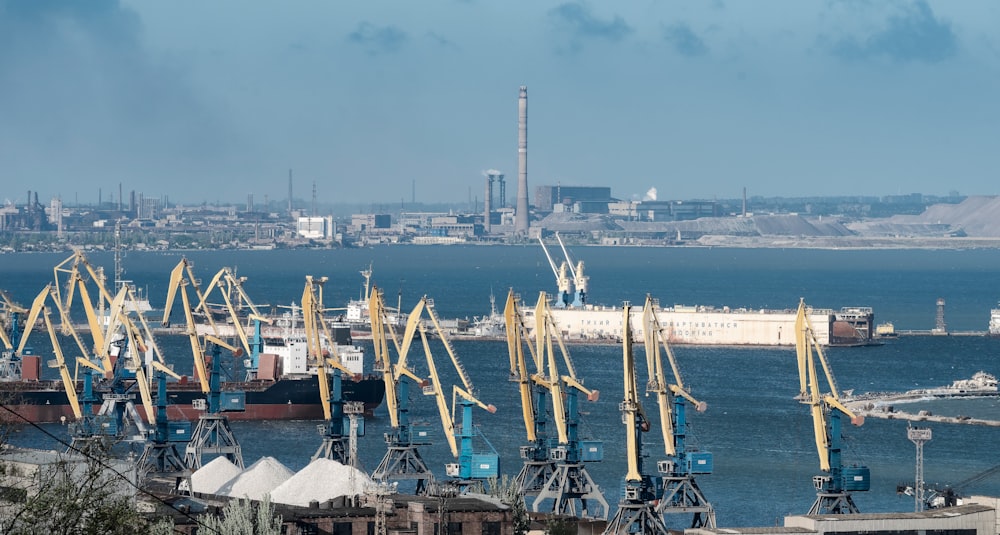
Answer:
638, 200, 720, 221
535, 185, 612, 212
350, 214, 391, 233
297, 216, 334, 239
608, 200, 639, 219
137, 195, 161, 220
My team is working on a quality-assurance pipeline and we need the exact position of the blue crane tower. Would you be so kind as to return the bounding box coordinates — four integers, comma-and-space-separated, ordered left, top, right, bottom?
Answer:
0, 291, 25, 380
136, 367, 192, 491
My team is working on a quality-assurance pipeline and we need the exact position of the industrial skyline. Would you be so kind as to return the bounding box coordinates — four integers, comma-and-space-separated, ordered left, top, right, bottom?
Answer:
2, 1, 998, 205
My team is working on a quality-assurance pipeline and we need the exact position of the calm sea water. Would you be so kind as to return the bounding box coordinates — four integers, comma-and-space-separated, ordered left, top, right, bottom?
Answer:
4, 246, 1000, 527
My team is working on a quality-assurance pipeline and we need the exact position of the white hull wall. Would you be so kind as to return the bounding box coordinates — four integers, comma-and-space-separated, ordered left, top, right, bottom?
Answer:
528, 306, 833, 346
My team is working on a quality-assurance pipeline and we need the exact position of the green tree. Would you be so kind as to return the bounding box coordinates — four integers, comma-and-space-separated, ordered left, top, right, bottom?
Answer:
488, 475, 529, 535
545, 517, 576, 535
0, 452, 145, 534
198, 495, 283, 535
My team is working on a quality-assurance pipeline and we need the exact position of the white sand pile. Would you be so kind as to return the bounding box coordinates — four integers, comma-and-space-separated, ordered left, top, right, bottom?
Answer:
218, 456, 293, 500
270, 458, 373, 506
191, 456, 243, 495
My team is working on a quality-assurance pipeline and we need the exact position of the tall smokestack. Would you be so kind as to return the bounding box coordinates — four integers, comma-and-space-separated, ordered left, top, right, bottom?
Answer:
515, 86, 529, 234
484, 175, 492, 234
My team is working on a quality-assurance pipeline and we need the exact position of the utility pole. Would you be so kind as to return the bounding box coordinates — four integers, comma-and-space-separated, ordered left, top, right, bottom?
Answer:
908, 426, 932, 512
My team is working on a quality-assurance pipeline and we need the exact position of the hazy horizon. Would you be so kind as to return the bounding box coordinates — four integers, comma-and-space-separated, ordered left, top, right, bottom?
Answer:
2, 1, 998, 206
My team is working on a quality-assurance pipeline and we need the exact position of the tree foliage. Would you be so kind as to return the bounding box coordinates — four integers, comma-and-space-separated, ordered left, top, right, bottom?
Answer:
0, 453, 144, 535
488, 474, 529, 535
197, 495, 283, 535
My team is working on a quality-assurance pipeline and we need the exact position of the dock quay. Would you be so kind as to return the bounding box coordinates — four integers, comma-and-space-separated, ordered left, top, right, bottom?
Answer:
893, 330, 988, 336
848, 404, 1000, 427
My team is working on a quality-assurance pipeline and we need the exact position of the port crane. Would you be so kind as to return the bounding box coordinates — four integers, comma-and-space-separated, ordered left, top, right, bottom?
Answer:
96, 282, 192, 488
301, 274, 363, 466
505, 290, 608, 518
43, 251, 185, 452
371, 285, 438, 494
604, 302, 671, 535
164, 259, 246, 470
0, 291, 26, 380
17, 285, 87, 427
555, 232, 588, 307
538, 236, 573, 308
17, 282, 160, 451
795, 299, 869, 514
905, 463, 1000, 509
135, 363, 192, 490
505, 289, 553, 496
643, 296, 715, 528
408, 296, 499, 493
195, 266, 273, 381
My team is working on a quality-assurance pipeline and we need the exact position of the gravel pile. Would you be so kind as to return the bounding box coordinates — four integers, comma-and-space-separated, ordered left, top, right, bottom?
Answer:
270, 458, 373, 506
191, 456, 243, 495
218, 456, 293, 500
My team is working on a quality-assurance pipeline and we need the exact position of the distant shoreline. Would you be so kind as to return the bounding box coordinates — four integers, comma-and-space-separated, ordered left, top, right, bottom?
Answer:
6, 235, 1000, 254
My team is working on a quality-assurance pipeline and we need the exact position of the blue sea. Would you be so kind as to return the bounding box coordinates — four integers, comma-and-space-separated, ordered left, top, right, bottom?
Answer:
4, 246, 1000, 527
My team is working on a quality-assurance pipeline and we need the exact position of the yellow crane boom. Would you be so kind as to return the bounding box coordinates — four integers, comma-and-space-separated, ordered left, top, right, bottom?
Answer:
622, 303, 645, 483
398, 296, 496, 460
795, 299, 863, 472
642, 296, 706, 456
18, 286, 83, 420
505, 290, 539, 442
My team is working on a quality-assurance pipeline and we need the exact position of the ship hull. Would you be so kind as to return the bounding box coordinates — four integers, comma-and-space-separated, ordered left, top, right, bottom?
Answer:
1, 375, 385, 424
524, 304, 875, 347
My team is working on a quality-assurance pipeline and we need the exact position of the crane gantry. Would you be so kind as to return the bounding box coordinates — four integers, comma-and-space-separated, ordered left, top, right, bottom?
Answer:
643, 295, 715, 528
26, 253, 152, 444
301, 274, 362, 465
795, 298, 870, 515
0, 290, 27, 380
371, 285, 438, 494
403, 295, 499, 493
505, 289, 608, 519
164, 258, 246, 470
604, 302, 671, 535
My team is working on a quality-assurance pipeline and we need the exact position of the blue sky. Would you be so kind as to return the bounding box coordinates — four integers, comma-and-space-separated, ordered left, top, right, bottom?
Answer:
1, 0, 998, 206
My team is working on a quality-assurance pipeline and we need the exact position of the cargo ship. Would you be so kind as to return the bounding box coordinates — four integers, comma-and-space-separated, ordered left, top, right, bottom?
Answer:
1, 323, 385, 424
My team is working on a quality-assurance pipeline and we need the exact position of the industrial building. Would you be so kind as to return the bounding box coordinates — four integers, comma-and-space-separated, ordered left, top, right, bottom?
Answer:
148, 491, 515, 535
534, 185, 612, 213
687, 505, 996, 535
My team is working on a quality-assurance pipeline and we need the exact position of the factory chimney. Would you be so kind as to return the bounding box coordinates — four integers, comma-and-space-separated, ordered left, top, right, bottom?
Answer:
515, 86, 529, 235
484, 174, 492, 234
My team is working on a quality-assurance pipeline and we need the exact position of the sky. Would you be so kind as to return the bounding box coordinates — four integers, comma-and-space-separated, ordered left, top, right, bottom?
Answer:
1, 0, 999, 206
